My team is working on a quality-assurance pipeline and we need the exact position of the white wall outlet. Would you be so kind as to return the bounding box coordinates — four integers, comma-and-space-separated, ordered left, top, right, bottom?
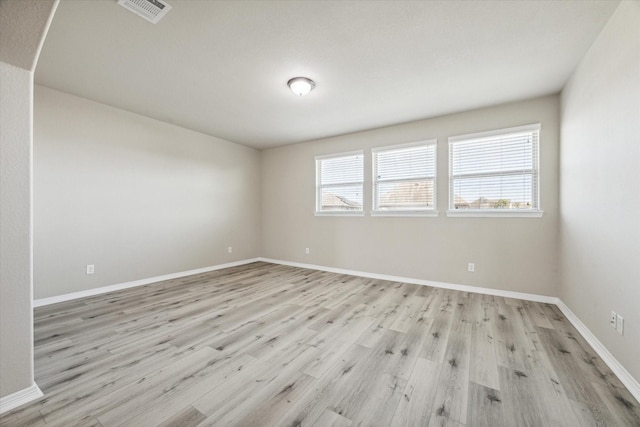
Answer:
227, 246, 233, 254
305, 247, 310, 255
610, 311, 617, 328
616, 314, 624, 335
468, 263, 475, 272
86, 264, 95, 275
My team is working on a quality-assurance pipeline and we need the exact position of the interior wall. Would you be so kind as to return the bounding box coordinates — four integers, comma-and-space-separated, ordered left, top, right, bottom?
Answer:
0, 0, 58, 401
33, 86, 261, 299
262, 95, 559, 296
0, 61, 36, 400
560, 0, 640, 382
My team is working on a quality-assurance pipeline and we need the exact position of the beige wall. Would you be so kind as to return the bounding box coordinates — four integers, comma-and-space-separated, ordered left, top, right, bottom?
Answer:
0, 0, 58, 401
33, 86, 261, 299
0, 60, 36, 400
560, 1, 640, 381
262, 95, 559, 296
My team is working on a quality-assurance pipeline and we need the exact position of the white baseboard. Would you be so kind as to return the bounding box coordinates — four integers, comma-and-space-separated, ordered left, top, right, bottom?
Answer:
0, 383, 43, 414
260, 257, 639, 402
258, 257, 558, 304
556, 300, 640, 402
33, 258, 261, 307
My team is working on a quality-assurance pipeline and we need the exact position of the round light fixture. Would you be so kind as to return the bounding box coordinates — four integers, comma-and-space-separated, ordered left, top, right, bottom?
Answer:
287, 77, 315, 96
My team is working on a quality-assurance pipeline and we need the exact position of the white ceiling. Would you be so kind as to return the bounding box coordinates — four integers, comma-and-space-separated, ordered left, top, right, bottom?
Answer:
35, 0, 619, 149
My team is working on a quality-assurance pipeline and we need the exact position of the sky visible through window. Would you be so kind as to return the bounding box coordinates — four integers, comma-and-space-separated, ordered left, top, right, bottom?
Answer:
319, 154, 363, 209
450, 132, 536, 208
319, 130, 537, 211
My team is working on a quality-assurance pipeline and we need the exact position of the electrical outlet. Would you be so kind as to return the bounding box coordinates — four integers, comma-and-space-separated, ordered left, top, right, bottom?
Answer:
227, 246, 233, 254
468, 263, 475, 273
86, 264, 95, 275
305, 248, 310, 255
610, 311, 617, 329
616, 314, 624, 335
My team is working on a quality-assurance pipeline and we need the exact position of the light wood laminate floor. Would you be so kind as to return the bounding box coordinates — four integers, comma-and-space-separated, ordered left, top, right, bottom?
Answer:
2, 262, 639, 426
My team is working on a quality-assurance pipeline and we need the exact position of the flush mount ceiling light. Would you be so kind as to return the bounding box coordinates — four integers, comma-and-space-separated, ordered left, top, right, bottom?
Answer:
287, 77, 315, 96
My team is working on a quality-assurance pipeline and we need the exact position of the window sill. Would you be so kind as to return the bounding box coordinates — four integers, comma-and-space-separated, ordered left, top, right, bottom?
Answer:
446, 210, 544, 218
371, 210, 439, 217
315, 211, 365, 217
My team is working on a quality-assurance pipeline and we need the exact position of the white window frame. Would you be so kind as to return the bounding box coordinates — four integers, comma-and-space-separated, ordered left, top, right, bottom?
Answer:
447, 124, 543, 218
371, 140, 438, 217
315, 151, 364, 216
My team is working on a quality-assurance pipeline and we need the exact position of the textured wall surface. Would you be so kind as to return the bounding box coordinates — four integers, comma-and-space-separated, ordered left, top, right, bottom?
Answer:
0, 0, 57, 70
0, 0, 58, 401
560, 0, 640, 382
0, 61, 35, 399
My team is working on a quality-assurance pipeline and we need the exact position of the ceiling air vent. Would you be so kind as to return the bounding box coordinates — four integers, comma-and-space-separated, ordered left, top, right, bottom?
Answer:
117, 0, 172, 24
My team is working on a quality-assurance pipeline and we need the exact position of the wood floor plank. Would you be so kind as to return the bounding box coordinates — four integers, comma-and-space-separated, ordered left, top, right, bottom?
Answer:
119, 353, 256, 427
319, 277, 374, 310
538, 309, 634, 397
37, 339, 177, 394
431, 304, 472, 425
497, 364, 546, 426
302, 314, 376, 378
237, 306, 328, 359
466, 381, 505, 427
203, 303, 307, 353
389, 289, 427, 333
569, 397, 620, 426
418, 307, 454, 363
522, 300, 555, 329
273, 343, 373, 427
309, 408, 353, 427
535, 326, 610, 406
321, 341, 409, 427
427, 411, 466, 427
468, 295, 500, 390
1, 261, 638, 427
57, 346, 219, 425
225, 371, 318, 427
194, 339, 319, 425
507, 302, 583, 426
157, 405, 207, 427
591, 380, 640, 426
191, 324, 319, 420
390, 356, 441, 426
491, 299, 530, 371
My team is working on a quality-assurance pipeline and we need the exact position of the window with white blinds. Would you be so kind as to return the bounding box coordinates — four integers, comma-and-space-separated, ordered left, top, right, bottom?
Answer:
315, 151, 364, 214
372, 141, 437, 215
448, 124, 541, 216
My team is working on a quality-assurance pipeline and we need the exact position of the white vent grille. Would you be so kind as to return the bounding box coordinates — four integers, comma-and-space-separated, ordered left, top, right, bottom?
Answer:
117, 0, 172, 24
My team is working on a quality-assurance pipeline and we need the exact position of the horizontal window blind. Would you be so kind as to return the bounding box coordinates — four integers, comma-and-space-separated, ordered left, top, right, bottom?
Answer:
316, 152, 364, 213
449, 124, 540, 211
373, 141, 436, 212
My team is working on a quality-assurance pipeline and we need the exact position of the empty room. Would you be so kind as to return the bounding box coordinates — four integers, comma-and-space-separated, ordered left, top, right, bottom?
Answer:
1, 0, 639, 425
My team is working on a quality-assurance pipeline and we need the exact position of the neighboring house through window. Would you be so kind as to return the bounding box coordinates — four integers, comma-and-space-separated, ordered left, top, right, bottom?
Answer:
448, 123, 542, 217
372, 140, 437, 216
315, 151, 364, 215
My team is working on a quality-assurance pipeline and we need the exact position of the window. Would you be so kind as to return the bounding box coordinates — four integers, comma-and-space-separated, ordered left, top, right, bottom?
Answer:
448, 124, 542, 217
372, 141, 437, 215
315, 151, 364, 215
